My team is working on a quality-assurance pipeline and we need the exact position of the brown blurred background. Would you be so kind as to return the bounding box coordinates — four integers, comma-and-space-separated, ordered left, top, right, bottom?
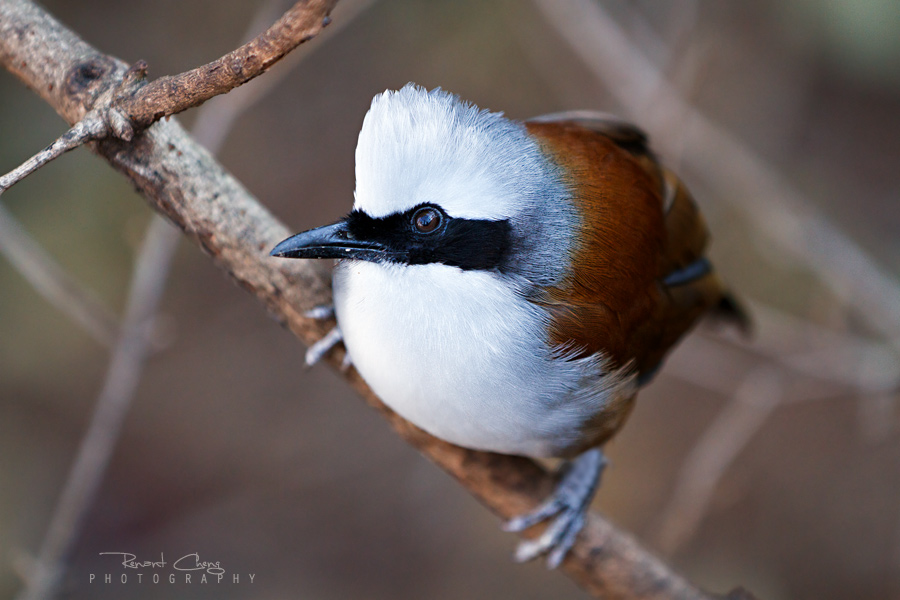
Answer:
1, 1, 899, 599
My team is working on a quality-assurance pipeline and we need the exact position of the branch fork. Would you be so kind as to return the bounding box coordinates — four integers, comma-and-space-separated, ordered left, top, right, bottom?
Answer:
1, 0, 337, 196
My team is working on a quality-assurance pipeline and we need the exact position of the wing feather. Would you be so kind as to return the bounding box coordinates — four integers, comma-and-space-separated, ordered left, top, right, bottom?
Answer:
525, 114, 745, 380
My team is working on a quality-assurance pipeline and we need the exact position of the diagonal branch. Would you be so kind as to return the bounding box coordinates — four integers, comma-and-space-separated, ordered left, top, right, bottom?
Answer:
110, 0, 338, 140
0, 1, 753, 598
0, 117, 106, 193
15, 216, 181, 600
655, 367, 785, 554
0, 204, 119, 345
189, 0, 376, 153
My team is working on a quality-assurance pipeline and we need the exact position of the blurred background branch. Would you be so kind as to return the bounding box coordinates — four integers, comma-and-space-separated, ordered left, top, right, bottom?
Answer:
0, 204, 119, 346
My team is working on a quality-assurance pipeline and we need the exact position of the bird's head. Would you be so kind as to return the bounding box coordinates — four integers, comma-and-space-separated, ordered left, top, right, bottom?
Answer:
271, 84, 576, 286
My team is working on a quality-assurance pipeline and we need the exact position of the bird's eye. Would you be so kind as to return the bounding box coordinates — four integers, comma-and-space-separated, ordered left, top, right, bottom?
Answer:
412, 206, 442, 234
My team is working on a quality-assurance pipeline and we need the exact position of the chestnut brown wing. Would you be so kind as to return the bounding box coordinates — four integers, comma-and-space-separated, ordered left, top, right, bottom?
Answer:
525, 115, 743, 380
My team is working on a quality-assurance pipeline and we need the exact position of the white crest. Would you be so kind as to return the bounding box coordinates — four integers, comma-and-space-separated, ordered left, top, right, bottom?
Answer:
354, 84, 561, 221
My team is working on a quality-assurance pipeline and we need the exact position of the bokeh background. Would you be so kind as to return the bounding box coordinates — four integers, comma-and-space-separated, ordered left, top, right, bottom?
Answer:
2, 1, 899, 599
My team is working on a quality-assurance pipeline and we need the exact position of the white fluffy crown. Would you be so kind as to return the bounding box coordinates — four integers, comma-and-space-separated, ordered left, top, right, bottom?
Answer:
353, 84, 558, 221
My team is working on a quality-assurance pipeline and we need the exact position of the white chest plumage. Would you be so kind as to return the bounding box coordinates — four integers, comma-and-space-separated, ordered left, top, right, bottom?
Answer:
333, 259, 631, 458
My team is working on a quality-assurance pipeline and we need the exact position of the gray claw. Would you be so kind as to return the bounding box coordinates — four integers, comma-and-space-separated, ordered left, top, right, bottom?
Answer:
546, 511, 584, 568
503, 498, 563, 532
506, 448, 606, 568
305, 325, 343, 366
513, 513, 571, 563
302, 304, 351, 367
305, 304, 335, 320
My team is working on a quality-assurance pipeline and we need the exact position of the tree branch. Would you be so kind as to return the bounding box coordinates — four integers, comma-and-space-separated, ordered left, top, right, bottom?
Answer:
110, 0, 338, 140
0, 1, 753, 598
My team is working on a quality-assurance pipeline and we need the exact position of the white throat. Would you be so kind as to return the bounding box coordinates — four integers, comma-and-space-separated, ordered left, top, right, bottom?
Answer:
333, 260, 634, 458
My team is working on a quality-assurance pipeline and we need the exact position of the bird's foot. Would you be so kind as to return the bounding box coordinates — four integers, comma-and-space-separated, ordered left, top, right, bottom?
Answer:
503, 448, 606, 568
305, 304, 335, 320
304, 305, 350, 369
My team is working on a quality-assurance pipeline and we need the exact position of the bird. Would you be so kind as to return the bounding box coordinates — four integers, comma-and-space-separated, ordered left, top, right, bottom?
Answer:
270, 84, 746, 567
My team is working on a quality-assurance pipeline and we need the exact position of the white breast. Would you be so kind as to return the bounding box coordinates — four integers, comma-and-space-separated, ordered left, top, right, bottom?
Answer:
333, 260, 633, 458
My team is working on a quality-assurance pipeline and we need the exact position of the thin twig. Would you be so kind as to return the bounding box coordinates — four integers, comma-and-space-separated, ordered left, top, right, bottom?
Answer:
0, 59, 155, 196
0, 117, 106, 194
655, 367, 785, 554
111, 0, 338, 140
0, 204, 119, 345
190, 0, 375, 152
1, 0, 337, 149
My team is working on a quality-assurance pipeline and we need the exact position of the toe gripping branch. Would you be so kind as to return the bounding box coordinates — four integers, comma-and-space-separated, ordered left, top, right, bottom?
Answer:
504, 447, 607, 568
303, 305, 350, 368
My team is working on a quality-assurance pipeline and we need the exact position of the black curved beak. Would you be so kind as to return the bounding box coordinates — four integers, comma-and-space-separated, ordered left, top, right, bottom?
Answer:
270, 219, 388, 262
